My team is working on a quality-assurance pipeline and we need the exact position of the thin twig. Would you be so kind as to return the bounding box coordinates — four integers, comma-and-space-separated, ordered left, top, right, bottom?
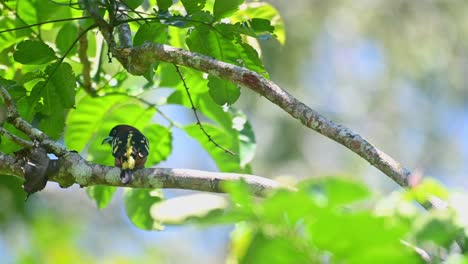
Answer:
101, 92, 181, 128
38, 24, 97, 97
174, 65, 236, 156
0, 127, 34, 148
0, 17, 91, 34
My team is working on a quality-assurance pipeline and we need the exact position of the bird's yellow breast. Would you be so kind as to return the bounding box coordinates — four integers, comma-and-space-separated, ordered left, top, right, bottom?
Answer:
122, 132, 136, 170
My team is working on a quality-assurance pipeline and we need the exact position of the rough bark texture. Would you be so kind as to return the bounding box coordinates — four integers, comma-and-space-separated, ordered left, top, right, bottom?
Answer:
0, 151, 285, 197
0, 5, 414, 197
117, 43, 411, 187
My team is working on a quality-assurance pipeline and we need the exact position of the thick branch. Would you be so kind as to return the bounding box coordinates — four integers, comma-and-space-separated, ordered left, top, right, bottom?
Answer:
83, 7, 410, 188
0, 151, 286, 197
115, 43, 411, 187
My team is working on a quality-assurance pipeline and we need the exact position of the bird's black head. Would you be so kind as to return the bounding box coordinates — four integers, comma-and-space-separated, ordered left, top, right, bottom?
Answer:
102, 124, 140, 145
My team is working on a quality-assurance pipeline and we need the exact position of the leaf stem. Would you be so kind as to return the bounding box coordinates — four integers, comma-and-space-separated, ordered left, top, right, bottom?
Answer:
173, 65, 236, 156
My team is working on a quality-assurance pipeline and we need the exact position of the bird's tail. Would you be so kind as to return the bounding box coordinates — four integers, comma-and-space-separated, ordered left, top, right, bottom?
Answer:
120, 169, 133, 184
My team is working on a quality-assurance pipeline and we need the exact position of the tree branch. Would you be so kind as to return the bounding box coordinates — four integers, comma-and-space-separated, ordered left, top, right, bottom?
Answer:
0, 151, 286, 197
0, 127, 34, 148
112, 43, 411, 188
0, 83, 289, 196
86, 4, 409, 192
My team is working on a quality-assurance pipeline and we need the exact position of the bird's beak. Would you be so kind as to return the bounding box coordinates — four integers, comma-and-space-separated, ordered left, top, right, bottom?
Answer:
102, 136, 113, 145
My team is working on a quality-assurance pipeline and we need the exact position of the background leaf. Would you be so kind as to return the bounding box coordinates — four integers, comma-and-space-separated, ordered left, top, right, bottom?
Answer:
240, 230, 310, 264
13, 40, 56, 65
156, 0, 172, 11
38, 110, 66, 140
184, 123, 241, 172
231, 110, 256, 167
142, 124, 172, 166
213, 0, 244, 20
45, 62, 76, 109
122, 0, 144, 9
181, 0, 206, 14
207, 75, 240, 105
86, 186, 117, 209
125, 188, 163, 230
231, 2, 286, 44
56, 23, 78, 57
133, 23, 168, 46
186, 25, 267, 75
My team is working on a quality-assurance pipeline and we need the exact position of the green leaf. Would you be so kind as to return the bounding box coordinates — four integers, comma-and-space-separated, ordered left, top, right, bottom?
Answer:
414, 212, 463, 249
142, 124, 172, 166
249, 18, 275, 34
231, 110, 256, 167
186, 25, 267, 75
46, 62, 76, 109
86, 186, 117, 209
1, 79, 27, 100
258, 190, 319, 226
64, 95, 155, 165
0, 17, 29, 51
0, 175, 26, 225
189, 11, 214, 24
299, 177, 371, 207
404, 178, 449, 204
231, 2, 286, 44
222, 179, 253, 210
307, 212, 419, 264
241, 230, 310, 264
38, 110, 66, 140
184, 123, 241, 172
133, 23, 168, 46
125, 188, 163, 230
31, 82, 60, 116
168, 91, 232, 131
214, 23, 258, 39
122, 0, 144, 9
156, 0, 172, 11
207, 75, 240, 105
157, 62, 181, 87
32, 63, 76, 117
0, 124, 29, 154
56, 23, 78, 57
181, 0, 206, 14
17, 0, 70, 27
213, 0, 244, 20
13, 40, 56, 65
165, 67, 233, 130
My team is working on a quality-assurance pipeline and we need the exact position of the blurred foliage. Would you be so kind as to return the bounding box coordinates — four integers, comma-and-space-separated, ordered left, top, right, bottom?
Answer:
185, 178, 468, 264
0, 0, 468, 263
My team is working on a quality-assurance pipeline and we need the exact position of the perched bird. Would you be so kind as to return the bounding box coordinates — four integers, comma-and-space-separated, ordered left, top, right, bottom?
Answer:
102, 125, 149, 184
